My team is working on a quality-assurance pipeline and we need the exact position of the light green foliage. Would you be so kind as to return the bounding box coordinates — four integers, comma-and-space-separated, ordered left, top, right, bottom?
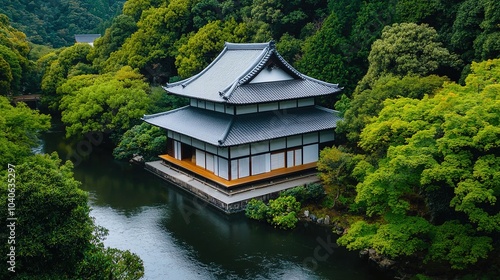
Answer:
245, 196, 301, 229
336, 220, 378, 251
426, 221, 493, 270
0, 15, 31, 95
338, 74, 448, 146
0, 96, 51, 167
122, 0, 163, 21
245, 199, 269, 221
0, 153, 91, 276
339, 215, 432, 258
40, 43, 94, 108
339, 59, 500, 270
175, 19, 249, 78
0, 153, 144, 279
107, 0, 193, 76
59, 66, 150, 140
113, 122, 166, 161
358, 23, 460, 91
0, 45, 22, 94
267, 196, 301, 229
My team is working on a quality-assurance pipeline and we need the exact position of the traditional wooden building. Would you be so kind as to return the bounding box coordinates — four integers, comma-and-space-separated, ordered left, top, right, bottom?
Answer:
144, 41, 341, 194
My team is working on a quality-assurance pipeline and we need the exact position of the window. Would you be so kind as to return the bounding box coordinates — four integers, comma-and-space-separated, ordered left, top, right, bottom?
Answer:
231, 157, 250, 179
287, 148, 302, 167
219, 158, 229, 180
206, 153, 214, 172
196, 149, 205, 168
271, 152, 285, 170
252, 153, 270, 175
174, 140, 182, 160
303, 144, 319, 164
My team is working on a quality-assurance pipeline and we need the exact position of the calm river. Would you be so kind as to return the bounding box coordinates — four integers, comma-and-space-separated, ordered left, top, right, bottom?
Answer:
41, 121, 388, 280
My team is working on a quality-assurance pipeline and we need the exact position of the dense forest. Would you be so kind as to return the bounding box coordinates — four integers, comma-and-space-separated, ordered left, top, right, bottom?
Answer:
0, 0, 126, 47
1, 0, 499, 279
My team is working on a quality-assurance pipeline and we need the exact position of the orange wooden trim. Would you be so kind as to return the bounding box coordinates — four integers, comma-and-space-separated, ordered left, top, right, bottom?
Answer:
158, 154, 316, 188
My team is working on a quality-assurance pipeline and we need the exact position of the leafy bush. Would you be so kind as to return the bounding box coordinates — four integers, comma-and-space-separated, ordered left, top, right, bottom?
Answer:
113, 122, 166, 161
280, 183, 325, 204
267, 196, 301, 229
245, 196, 301, 229
245, 199, 268, 221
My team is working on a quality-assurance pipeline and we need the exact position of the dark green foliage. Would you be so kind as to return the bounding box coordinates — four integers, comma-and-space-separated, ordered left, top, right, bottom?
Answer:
113, 122, 167, 161
245, 196, 301, 229
245, 199, 269, 221
0, 153, 144, 279
147, 86, 189, 114
337, 74, 449, 145
0, 0, 126, 48
89, 14, 138, 73
280, 183, 326, 204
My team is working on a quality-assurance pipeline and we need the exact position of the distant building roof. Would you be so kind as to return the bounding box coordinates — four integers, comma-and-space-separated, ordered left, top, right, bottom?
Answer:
165, 42, 341, 104
143, 105, 342, 147
74, 34, 101, 46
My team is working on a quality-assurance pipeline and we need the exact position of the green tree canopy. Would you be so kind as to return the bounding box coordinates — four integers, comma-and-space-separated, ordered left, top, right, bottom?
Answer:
338, 59, 500, 271
357, 23, 460, 91
40, 43, 94, 108
59, 66, 150, 140
106, 0, 194, 82
0, 153, 144, 279
337, 74, 449, 145
113, 122, 166, 161
0, 96, 51, 167
89, 14, 138, 72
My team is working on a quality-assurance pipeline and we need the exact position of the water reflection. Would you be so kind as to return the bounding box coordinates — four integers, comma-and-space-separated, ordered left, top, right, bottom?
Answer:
41, 124, 388, 280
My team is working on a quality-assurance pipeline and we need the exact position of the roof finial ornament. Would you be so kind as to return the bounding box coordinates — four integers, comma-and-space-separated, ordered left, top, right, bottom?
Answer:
269, 40, 276, 49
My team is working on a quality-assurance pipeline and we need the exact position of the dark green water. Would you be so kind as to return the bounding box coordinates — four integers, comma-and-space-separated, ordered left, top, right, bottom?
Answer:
41, 123, 389, 280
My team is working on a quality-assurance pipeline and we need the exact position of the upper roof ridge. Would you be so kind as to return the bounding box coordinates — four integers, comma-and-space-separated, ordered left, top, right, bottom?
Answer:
219, 42, 273, 99
163, 41, 342, 104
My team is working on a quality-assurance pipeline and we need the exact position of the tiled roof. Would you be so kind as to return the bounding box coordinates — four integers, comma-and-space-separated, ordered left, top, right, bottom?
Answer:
143, 106, 341, 147
165, 42, 341, 104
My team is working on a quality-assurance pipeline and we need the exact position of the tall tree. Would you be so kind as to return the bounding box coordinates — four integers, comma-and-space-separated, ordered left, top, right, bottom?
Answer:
59, 66, 150, 141
106, 0, 194, 82
0, 96, 50, 167
0, 153, 144, 279
356, 22, 460, 91
40, 43, 94, 109
337, 59, 500, 273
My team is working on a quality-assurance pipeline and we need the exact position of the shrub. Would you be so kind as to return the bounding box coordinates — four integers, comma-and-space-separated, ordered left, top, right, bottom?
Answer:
245, 196, 301, 229
245, 199, 269, 221
280, 183, 326, 204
